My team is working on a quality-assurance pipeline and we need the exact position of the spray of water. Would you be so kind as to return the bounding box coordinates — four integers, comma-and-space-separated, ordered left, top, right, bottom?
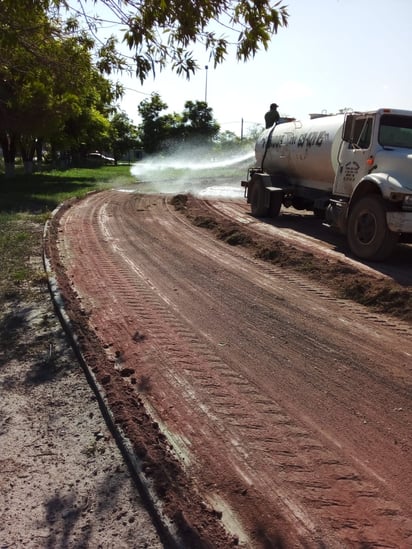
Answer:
129, 143, 255, 199
131, 149, 254, 172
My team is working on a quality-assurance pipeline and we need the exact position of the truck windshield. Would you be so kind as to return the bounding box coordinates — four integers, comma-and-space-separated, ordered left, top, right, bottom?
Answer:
379, 114, 412, 149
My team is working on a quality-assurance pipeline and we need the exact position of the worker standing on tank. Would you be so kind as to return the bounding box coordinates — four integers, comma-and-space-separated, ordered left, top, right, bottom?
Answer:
265, 103, 280, 128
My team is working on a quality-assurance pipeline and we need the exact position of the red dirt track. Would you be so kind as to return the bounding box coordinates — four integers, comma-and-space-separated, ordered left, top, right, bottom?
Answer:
48, 190, 412, 548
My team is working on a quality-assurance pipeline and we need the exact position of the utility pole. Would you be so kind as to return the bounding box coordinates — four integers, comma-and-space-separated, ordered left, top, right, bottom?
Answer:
204, 65, 208, 103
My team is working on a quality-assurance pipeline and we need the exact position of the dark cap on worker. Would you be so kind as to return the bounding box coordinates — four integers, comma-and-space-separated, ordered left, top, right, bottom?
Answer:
271, 103, 279, 109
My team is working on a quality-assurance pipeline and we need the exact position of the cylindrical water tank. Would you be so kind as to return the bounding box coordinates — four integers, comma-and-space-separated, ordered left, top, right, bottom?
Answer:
255, 115, 345, 191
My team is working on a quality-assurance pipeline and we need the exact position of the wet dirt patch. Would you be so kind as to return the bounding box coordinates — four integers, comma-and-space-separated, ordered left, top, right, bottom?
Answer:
175, 194, 412, 324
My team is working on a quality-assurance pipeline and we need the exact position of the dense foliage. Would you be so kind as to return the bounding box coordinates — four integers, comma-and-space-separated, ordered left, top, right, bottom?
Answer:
58, 0, 289, 81
0, 0, 288, 174
0, 1, 122, 174
137, 93, 220, 153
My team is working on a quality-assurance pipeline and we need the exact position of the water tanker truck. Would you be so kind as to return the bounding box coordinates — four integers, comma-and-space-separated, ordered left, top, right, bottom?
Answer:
241, 108, 412, 260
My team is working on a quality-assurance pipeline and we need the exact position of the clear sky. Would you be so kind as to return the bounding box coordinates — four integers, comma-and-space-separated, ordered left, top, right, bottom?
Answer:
100, 0, 412, 136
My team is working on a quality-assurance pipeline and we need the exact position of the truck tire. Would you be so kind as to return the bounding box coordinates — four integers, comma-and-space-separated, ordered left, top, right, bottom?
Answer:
269, 192, 282, 218
347, 195, 399, 260
250, 182, 269, 217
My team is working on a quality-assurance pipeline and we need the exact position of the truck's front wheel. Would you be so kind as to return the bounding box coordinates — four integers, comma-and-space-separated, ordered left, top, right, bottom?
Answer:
347, 195, 398, 260
250, 182, 269, 217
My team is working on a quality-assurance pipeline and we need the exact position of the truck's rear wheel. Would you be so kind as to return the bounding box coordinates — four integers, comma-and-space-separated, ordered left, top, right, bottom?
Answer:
347, 195, 398, 260
250, 182, 269, 217
269, 193, 282, 218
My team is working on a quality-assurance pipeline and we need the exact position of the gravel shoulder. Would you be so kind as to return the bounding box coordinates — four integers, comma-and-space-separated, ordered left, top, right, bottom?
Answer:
0, 269, 164, 548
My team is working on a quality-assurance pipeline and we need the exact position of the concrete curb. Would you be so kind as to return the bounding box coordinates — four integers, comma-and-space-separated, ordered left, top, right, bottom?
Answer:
43, 201, 185, 549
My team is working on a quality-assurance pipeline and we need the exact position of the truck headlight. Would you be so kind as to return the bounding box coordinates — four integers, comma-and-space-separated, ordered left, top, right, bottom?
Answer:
403, 195, 412, 210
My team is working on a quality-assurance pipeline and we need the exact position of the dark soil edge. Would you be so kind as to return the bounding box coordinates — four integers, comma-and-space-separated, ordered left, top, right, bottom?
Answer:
171, 194, 412, 325
43, 197, 237, 549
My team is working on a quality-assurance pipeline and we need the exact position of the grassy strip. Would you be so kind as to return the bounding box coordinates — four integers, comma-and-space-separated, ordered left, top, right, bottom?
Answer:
0, 166, 136, 302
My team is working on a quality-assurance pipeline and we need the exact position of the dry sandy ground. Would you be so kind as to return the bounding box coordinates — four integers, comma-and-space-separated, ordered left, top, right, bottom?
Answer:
0, 279, 164, 547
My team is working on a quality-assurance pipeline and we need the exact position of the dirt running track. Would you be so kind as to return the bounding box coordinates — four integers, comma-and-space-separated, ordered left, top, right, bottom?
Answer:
50, 190, 412, 548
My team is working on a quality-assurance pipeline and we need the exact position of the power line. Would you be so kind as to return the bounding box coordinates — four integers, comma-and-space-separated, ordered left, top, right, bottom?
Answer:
122, 86, 152, 96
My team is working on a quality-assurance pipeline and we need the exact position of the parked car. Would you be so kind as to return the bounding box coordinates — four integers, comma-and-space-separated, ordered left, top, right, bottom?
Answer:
86, 152, 115, 165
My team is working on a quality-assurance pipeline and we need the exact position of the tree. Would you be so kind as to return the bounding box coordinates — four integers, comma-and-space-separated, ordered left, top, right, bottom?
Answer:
137, 93, 180, 154
0, 2, 55, 174
108, 112, 139, 163
85, 0, 289, 81
181, 101, 220, 143
213, 130, 243, 153
53, 68, 118, 160
3, 1, 289, 82
1, 0, 289, 174
137, 94, 221, 154
0, 1, 119, 174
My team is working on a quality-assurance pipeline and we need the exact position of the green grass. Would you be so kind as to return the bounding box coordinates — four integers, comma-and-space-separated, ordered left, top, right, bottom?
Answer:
0, 165, 135, 212
0, 165, 136, 301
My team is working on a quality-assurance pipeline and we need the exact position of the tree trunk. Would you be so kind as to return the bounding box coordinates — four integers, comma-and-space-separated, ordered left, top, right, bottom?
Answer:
0, 132, 17, 177
4, 163, 15, 178
23, 160, 34, 174
20, 136, 36, 174
35, 138, 43, 164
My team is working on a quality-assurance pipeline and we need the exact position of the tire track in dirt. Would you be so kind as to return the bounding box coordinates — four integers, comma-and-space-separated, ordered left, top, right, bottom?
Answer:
160, 196, 412, 397
57, 190, 412, 548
